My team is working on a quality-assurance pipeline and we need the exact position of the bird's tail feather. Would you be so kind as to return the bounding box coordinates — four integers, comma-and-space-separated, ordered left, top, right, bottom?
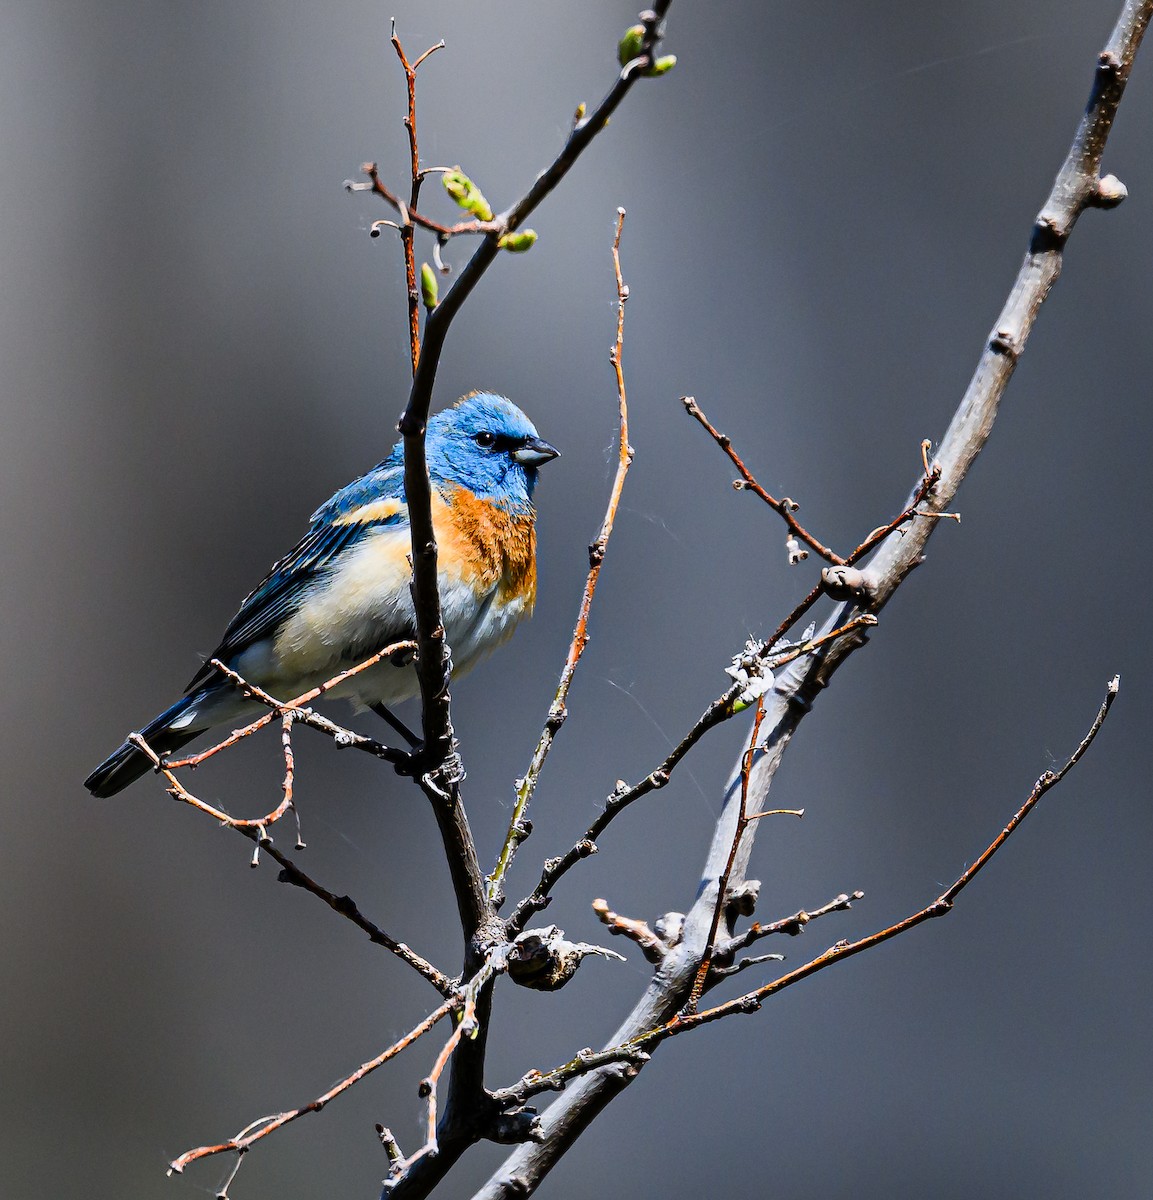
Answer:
84, 694, 206, 798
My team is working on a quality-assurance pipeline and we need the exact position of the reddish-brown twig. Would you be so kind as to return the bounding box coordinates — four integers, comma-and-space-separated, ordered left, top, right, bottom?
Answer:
389, 25, 445, 374
682, 396, 842, 564
684, 395, 952, 576
414, 995, 475, 1159
165, 640, 415, 769
496, 678, 1119, 1103
361, 162, 499, 241
842, 458, 947, 565
668, 677, 1120, 1027
395, 945, 510, 1172
489, 208, 634, 905
716, 889, 865, 961
131, 732, 294, 833
167, 996, 458, 1180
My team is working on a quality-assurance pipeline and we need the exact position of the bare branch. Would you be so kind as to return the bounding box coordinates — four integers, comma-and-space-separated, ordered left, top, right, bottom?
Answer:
165, 641, 415, 769
489, 208, 635, 906
262, 837, 454, 996
715, 890, 865, 961
507, 615, 877, 933
592, 898, 668, 964
168, 997, 458, 1178
388, 27, 444, 376
484, 679, 1118, 1129
480, 0, 1149, 1186
683, 396, 843, 564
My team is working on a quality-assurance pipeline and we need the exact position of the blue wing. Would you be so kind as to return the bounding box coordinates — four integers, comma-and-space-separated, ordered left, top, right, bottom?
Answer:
185, 460, 408, 692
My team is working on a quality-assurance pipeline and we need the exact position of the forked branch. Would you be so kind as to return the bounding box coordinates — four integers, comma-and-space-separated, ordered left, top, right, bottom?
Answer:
487, 677, 1119, 1112
480, 0, 1149, 1190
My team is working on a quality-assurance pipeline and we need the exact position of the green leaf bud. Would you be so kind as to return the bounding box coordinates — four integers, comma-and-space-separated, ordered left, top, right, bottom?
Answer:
442, 170, 494, 222
420, 262, 438, 310
497, 229, 538, 253
618, 24, 645, 66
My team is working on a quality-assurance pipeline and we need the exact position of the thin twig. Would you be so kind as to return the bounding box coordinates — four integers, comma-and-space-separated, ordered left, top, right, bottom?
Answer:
167, 997, 458, 1177
131, 734, 453, 995
206, 658, 410, 766
684, 397, 952, 573
389, 26, 445, 375
363, 163, 500, 240
494, 678, 1119, 1103
715, 890, 865, 961
707, 950, 786, 980
592, 897, 668, 963
507, 614, 877, 934
396, 947, 511, 1176
165, 641, 415, 769
131, 733, 297, 833
257, 835, 454, 995
488, 207, 634, 907
682, 396, 843, 564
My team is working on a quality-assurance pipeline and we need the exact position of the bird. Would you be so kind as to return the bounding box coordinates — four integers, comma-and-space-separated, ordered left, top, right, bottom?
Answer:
85, 392, 559, 797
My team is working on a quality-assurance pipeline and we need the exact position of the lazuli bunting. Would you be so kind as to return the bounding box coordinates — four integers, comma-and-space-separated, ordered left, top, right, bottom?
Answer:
85, 392, 558, 797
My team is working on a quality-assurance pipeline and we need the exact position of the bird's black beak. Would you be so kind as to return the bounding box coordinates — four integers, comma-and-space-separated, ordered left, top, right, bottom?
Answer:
512, 436, 560, 467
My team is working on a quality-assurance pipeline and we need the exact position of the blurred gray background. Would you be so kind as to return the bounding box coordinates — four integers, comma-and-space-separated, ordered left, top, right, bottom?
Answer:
2, 2, 1151, 1197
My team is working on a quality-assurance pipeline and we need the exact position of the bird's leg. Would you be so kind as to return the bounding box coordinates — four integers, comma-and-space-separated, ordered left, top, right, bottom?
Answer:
370, 702, 421, 749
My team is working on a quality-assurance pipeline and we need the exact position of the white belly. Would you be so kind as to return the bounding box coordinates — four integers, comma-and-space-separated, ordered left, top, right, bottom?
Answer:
234, 523, 531, 708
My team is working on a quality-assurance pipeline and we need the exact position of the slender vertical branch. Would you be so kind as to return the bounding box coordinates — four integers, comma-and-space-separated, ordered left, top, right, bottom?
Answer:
390, 27, 444, 376
489, 208, 635, 906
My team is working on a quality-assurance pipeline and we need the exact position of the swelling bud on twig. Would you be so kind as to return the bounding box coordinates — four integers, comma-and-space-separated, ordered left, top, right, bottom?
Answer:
617, 25, 676, 76
618, 24, 645, 65
1094, 173, 1128, 207
442, 169, 494, 222
498, 229, 538, 253
420, 262, 438, 310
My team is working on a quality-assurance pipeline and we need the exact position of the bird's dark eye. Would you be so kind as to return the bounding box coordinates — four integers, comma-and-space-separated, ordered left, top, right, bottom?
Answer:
473, 431, 497, 449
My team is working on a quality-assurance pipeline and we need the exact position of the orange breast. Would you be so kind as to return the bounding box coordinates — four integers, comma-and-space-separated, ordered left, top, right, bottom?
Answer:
434, 486, 537, 608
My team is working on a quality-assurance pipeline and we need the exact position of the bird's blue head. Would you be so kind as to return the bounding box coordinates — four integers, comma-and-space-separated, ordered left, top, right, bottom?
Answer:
424, 393, 559, 510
